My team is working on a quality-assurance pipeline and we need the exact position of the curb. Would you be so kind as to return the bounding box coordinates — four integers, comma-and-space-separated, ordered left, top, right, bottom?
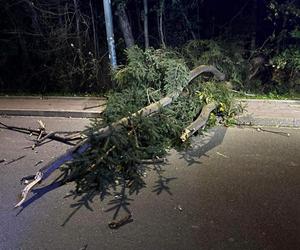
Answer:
1, 97, 300, 125
0, 109, 102, 118
0, 96, 106, 118
0, 95, 105, 100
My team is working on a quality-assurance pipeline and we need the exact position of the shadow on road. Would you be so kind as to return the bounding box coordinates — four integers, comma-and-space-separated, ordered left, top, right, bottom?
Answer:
16, 180, 64, 216
180, 127, 227, 165
15, 127, 226, 228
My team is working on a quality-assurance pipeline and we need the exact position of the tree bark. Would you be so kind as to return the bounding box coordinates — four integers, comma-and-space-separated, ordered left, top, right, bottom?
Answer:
189, 65, 225, 82
73, 0, 82, 52
26, 0, 43, 35
180, 102, 217, 142
117, 2, 135, 48
158, 0, 166, 48
250, 0, 257, 54
143, 0, 149, 48
89, 0, 99, 57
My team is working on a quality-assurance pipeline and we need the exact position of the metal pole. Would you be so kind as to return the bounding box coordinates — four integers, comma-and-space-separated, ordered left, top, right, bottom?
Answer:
103, 0, 117, 69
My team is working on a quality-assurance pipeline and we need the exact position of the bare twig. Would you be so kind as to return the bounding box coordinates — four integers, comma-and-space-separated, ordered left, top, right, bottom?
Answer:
0, 121, 84, 147
83, 104, 103, 110
137, 158, 165, 164
108, 213, 132, 229
230, 89, 256, 97
5, 155, 26, 165
256, 127, 290, 137
0, 121, 40, 134
35, 160, 44, 166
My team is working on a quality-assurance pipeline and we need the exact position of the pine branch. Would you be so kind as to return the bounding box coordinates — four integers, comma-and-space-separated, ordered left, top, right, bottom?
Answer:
15, 64, 225, 208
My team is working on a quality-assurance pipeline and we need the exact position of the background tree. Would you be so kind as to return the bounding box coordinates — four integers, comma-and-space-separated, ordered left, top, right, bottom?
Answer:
0, 0, 299, 94
143, 0, 149, 48
116, 0, 135, 48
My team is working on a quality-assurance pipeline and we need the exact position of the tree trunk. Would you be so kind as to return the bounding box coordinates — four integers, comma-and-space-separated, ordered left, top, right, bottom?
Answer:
73, 0, 82, 52
26, 0, 43, 35
117, 2, 135, 48
143, 0, 149, 48
196, 1, 201, 39
276, 14, 288, 54
158, 0, 166, 48
58, 0, 63, 27
179, 3, 196, 40
250, 0, 257, 54
89, 0, 99, 57
180, 102, 217, 142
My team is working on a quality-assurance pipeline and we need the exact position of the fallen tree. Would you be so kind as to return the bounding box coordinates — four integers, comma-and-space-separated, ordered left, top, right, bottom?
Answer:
15, 64, 225, 208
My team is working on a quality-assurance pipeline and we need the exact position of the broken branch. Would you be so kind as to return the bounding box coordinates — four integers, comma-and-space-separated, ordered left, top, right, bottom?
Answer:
0, 121, 41, 135
0, 121, 84, 147
15, 64, 225, 208
180, 102, 217, 142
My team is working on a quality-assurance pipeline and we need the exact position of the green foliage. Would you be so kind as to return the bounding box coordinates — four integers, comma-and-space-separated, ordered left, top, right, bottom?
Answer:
182, 40, 223, 67
66, 47, 196, 196
181, 38, 299, 94
267, 1, 300, 61
114, 46, 190, 94
49, 43, 109, 93
206, 113, 217, 128
169, 93, 204, 128
67, 110, 183, 195
197, 82, 243, 126
270, 46, 300, 89
290, 27, 300, 39
64, 46, 238, 218
267, 0, 300, 22
197, 82, 232, 106
271, 46, 300, 71
105, 46, 191, 124
182, 40, 247, 88
103, 86, 151, 123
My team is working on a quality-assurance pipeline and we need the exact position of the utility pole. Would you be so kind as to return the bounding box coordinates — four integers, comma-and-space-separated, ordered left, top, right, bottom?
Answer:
103, 0, 117, 69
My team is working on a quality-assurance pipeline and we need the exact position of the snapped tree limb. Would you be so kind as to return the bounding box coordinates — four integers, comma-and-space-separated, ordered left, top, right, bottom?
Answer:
0, 121, 84, 147
15, 65, 225, 208
180, 102, 217, 142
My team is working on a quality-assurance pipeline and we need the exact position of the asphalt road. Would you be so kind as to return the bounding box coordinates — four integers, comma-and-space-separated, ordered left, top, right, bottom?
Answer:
0, 116, 299, 250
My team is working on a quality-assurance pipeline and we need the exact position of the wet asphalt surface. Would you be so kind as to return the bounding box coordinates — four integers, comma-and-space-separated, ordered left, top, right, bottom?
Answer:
0, 116, 299, 250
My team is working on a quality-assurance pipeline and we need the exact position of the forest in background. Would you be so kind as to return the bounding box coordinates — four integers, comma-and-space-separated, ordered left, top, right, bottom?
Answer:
5, 0, 300, 221
0, 0, 300, 94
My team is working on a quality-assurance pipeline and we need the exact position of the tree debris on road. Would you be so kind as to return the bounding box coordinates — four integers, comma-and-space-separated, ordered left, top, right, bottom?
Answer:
13, 63, 225, 209
0, 121, 85, 148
